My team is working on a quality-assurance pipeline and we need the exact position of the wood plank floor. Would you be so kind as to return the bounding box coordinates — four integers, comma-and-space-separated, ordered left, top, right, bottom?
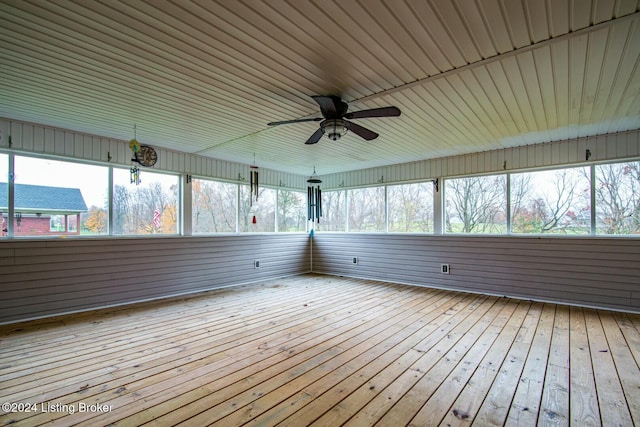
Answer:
1, 274, 639, 426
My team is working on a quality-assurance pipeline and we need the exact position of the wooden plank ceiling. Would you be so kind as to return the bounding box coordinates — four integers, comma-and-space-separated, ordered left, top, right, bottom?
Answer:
1, 0, 639, 175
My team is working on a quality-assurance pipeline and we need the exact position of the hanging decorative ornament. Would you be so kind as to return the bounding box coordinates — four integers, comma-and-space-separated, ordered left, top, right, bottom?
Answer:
129, 124, 158, 168
129, 138, 141, 154
307, 167, 322, 224
128, 125, 142, 185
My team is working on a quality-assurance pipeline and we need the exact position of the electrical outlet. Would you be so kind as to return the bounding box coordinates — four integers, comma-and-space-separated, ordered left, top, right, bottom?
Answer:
441, 264, 450, 274
254, 260, 260, 269
352, 257, 358, 265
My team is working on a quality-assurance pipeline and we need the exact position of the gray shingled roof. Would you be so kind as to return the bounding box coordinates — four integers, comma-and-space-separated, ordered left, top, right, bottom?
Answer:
0, 183, 88, 213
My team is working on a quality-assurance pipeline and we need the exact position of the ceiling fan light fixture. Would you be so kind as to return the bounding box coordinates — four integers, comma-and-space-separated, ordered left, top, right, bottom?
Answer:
321, 119, 347, 141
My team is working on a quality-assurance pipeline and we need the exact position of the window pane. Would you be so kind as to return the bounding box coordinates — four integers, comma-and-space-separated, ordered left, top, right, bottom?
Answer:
511, 167, 590, 234
445, 175, 507, 234
113, 168, 179, 235
595, 161, 640, 235
388, 182, 434, 232
12, 156, 108, 237
278, 190, 306, 232
0, 153, 7, 238
315, 190, 346, 231
240, 186, 276, 232
349, 186, 385, 232
192, 179, 237, 233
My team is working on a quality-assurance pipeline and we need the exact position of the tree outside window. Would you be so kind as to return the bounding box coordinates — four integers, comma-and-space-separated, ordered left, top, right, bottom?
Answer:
511, 167, 591, 234
594, 161, 640, 235
315, 190, 346, 231
445, 175, 507, 233
349, 187, 385, 232
192, 179, 237, 233
278, 190, 306, 232
387, 182, 434, 232
239, 186, 276, 232
112, 168, 179, 235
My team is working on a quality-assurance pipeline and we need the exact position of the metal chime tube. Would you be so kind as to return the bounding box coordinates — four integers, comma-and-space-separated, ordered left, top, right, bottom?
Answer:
307, 185, 322, 224
249, 168, 259, 206
315, 187, 321, 223
255, 171, 258, 200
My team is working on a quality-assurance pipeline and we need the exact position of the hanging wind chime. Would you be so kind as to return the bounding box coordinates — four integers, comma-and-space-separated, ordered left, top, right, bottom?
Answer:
128, 124, 158, 185
307, 167, 322, 224
249, 155, 259, 224
129, 125, 141, 185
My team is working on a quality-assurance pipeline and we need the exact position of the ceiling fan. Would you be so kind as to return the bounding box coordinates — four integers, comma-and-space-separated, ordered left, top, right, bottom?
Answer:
267, 95, 401, 144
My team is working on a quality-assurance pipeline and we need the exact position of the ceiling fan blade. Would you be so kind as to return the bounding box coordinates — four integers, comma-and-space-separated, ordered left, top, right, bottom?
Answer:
267, 117, 322, 126
312, 95, 347, 118
345, 121, 378, 141
344, 106, 401, 120
304, 127, 325, 145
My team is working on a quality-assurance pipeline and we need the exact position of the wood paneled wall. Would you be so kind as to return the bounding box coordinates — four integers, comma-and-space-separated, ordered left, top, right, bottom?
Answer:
0, 119, 308, 190
311, 233, 640, 312
0, 234, 310, 324
3, 120, 639, 192
319, 130, 640, 189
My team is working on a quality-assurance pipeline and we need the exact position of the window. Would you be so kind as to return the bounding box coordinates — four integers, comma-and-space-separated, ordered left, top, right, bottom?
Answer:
67, 215, 78, 232
49, 215, 65, 232
278, 190, 306, 232
387, 182, 434, 232
315, 190, 346, 231
349, 186, 385, 232
12, 156, 108, 237
445, 175, 507, 234
511, 167, 591, 234
239, 186, 276, 232
594, 161, 640, 235
0, 153, 7, 237
192, 179, 238, 233
112, 168, 179, 235
3, 151, 639, 239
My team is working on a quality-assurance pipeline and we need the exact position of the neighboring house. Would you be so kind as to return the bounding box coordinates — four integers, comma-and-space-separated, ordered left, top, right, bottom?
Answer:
0, 183, 88, 236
